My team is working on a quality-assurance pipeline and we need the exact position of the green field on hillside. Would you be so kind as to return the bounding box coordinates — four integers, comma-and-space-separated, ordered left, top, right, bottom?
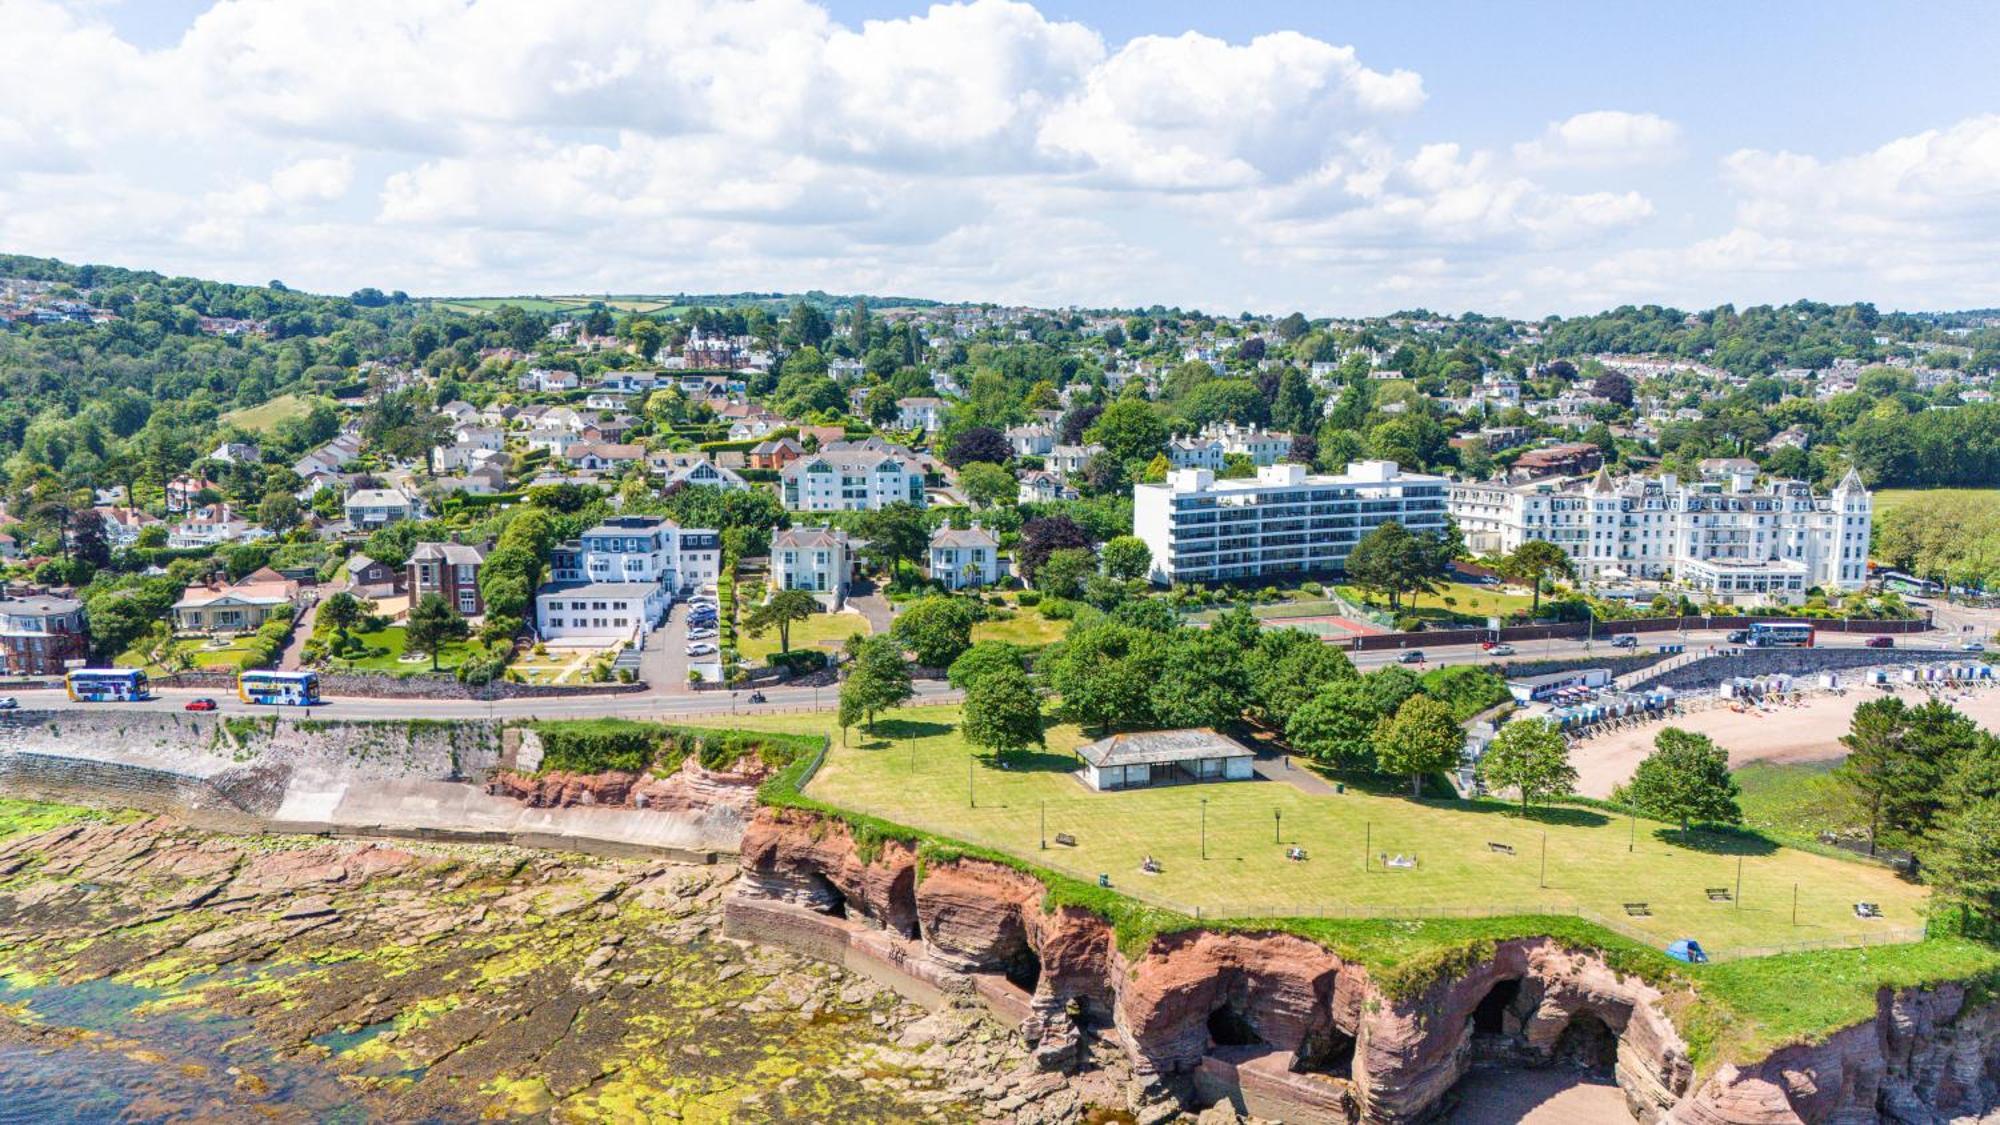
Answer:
221, 393, 330, 435
1873, 488, 2000, 521
721, 704, 1927, 958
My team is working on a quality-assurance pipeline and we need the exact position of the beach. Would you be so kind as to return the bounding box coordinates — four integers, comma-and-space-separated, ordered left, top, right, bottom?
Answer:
1569, 685, 2000, 798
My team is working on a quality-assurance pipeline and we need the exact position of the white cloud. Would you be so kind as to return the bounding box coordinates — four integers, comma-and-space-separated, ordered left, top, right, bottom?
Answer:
1, 1, 1995, 315
1514, 110, 1683, 170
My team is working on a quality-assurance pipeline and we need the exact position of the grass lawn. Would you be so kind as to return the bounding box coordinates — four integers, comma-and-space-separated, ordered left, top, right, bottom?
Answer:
724, 703, 1928, 958
329, 625, 478, 675
221, 393, 329, 435
117, 635, 264, 674
1340, 581, 1536, 622
739, 610, 872, 664
1872, 488, 1999, 521
1735, 760, 1861, 850
971, 606, 1069, 648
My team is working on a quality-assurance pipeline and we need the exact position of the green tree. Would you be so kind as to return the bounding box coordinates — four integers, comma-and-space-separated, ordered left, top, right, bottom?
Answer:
958, 461, 1016, 509
1084, 399, 1167, 465
746, 588, 819, 656
1344, 521, 1440, 611
1476, 719, 1577, 814
405, 593, 469, 671
854, 504, 931, 579
1041, 618, 1154, 734
1372, 694, 1464, 798
1099, 535, 1152, 581
894, 596, 976, 669
1504, 540, 1574, 616
1930, 797, 2000, 935
1622, 728, 1742, 839
1834, 696, 1913, 855
1034, 546, 1096, 598
839, 634, 914, 735
1286, 680, 1383, 767
947, 640, 1029, 693
319, 591, 364, 645
257, 490, 302, 535
961, 664, 1045, 760
1248, 628, 1356, 730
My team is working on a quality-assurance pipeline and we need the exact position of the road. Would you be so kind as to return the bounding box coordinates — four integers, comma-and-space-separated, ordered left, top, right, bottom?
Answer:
10, 624, 1973, 723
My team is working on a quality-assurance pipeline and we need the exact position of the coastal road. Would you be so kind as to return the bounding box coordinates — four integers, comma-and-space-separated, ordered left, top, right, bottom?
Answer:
9, 625, 1968, 723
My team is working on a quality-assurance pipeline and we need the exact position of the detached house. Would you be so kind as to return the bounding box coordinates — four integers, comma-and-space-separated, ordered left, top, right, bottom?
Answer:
770, 527, 861, 609
166, 475, 221, 514
172, 568, 298, 634
344, 489, 420, 529
928, 524, 1002, 590
896, 397, 946, 432
0, 594, 88, 676
407, 541, 488, 617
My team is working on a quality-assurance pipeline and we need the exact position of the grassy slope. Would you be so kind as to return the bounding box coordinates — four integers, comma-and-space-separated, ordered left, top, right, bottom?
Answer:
1872, 488, 2000, 520
725, 704, 1926, 952
221, 393, 328, 435
970, 607, 1069, 648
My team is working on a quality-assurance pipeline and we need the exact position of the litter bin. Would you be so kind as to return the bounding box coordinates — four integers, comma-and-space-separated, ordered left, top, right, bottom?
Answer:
1335, 783, 1345, 794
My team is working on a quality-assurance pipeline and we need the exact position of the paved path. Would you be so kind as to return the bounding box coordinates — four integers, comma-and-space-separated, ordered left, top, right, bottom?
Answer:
1253, 750, 1338, 795
278, 589, 324, 671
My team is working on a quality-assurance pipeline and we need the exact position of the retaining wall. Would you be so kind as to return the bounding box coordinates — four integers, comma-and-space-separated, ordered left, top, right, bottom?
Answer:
1348, 614, 1931, 652
1643, 647, 1967, 692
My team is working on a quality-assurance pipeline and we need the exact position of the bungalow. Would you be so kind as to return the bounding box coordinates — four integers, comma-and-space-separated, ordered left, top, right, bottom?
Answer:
524, 368, 580, 393
209, 441, 261, 465
1075, 728, 1255, 792
584, 391, 634, 412
770, 527, 861, 610
649, 452, 747, 492
928, 524, 1002, 590
344, 489, 420, 529
172, 568, 298, 634
564, 442, 644, 473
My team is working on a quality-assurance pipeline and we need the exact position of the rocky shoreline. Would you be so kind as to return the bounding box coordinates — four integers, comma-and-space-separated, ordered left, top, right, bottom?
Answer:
0, 814, 1136, 1122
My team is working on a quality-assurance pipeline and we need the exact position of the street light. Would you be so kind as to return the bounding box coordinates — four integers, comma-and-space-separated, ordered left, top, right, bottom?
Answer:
1199, 798, 1207, 860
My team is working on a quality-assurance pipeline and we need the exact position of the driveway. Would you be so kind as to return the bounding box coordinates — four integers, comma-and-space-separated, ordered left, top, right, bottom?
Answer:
280, 586, 326, 671
846, 576, 896, 636
641, 600, 694, 693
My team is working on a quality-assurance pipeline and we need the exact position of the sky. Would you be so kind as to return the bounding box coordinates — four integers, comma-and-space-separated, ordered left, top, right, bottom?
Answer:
4, 0, 1999, 317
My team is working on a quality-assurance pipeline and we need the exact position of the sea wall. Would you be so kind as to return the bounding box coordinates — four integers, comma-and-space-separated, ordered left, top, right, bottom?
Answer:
725, 805, 2000, 1124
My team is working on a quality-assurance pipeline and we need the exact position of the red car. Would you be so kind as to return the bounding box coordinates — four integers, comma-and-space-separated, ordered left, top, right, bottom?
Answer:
1863, 636, 1895, 649
185, 697, 218, 711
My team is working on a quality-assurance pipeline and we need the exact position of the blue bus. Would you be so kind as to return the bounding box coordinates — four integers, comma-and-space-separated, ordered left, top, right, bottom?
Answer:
238, 670, 321, 706
65, 668, 151, 702
1748, 622, 1815, 648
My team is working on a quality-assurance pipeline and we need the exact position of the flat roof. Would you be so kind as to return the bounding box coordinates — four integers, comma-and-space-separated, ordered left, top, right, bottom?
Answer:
535, 582, 663, 599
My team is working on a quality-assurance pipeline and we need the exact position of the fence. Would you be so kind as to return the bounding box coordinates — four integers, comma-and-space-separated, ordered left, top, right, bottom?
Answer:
1347, 613, 1932, 653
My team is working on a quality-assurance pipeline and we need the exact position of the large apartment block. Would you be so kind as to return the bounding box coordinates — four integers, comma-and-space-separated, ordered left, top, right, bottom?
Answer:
1447, 466, 1870, 600
780, 450, 926, 512
1134, 460, 1447, 585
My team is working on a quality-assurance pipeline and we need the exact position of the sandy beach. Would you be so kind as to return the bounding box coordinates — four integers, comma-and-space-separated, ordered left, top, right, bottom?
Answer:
1568, 685, 2000, 798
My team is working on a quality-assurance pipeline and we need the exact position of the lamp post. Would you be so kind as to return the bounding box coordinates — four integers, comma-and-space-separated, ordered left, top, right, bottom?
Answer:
1273, 808, 1282, 845
1040, 800, 1046, 850
1199, 798, 1207, 860
967, 754, 974, 808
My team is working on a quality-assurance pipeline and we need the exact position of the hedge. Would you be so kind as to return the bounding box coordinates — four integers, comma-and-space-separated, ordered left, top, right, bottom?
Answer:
526, 718, 819, 775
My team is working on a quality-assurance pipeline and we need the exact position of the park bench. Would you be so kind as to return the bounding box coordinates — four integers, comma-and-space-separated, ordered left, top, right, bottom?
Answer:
1286, 847, 1308, 862
1487, 842, 1515, 855
1706, 887, 1733, 902
1141, 857, 1163, 875
1854, 902, 1883, 919
1623, 902, 1652, 916
1054, 833, 1077, 847
1384, 854, 1417, 870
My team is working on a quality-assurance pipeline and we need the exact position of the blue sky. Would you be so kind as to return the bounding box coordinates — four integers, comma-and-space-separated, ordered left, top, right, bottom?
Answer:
6, 0, 1999, 315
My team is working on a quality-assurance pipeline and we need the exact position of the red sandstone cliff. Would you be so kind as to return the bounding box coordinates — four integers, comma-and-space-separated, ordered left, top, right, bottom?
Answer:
488, 754, 764, 818
728, 806, 2000, 1125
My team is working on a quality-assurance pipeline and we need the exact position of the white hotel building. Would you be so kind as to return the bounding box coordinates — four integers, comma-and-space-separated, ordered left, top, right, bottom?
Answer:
1446, 467, 1870, 601
1133, 460, 1448, 585
534, 516, 721, 641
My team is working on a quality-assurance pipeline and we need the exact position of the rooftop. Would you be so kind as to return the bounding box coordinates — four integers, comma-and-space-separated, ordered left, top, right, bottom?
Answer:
1076, 728, 1254, 769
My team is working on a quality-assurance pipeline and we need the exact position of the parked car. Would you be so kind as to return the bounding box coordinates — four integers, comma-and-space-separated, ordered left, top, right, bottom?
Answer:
1397, 650, 1426, 664
0, 697, 17, 710
686, 628, 717, 641
685, 643, 717, 657
1611, 635, 1638, 649
1487, 643, 1515, 656
1864, 636, 1895, 649
185, 698, 218, 712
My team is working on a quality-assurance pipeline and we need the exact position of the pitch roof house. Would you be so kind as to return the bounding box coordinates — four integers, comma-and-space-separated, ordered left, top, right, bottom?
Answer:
1075, 728, 1256, 792
172, 568, 299, 634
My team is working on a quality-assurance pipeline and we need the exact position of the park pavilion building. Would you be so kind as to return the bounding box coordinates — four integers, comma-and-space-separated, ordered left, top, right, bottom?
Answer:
1076, 729, 1256, 792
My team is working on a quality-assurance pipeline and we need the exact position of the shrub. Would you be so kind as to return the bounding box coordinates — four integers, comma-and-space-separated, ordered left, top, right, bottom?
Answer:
1040, 597, 1078, 620
768, 649, 829, 675
1016, 590, 1042, 606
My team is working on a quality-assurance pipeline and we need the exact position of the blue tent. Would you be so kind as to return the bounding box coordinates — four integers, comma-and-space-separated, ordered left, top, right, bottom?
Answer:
1666, 939, 1708, 963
